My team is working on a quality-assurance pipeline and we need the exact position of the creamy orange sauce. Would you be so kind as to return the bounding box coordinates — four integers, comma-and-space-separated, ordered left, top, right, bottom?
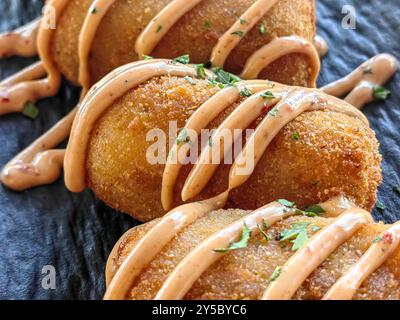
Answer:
240, 36, 320, 86
323, 221, 400, 300
262, 209, 371, 299
321, 54, 398, 109
106, 194, 400, 300
1, 0, 396, 192
313, 34, 328, 58
0, 18, 40, 58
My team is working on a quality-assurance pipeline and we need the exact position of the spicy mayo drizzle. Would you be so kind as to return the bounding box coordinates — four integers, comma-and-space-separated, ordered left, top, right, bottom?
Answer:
105, 195, 400, 300
0, 18, 40, 58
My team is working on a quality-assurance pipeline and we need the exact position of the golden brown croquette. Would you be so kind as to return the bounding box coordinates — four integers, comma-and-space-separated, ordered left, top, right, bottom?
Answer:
52, 0, 316, 86
109, 209, 400, 300
86, 75, 382, 222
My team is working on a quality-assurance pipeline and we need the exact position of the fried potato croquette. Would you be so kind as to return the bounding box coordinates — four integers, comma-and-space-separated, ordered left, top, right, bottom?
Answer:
52, 0, 316, 87
85, 74, 381, 222
106, 205, 400, 300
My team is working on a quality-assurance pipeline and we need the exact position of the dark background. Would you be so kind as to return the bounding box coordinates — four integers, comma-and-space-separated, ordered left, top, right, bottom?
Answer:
0, 0, 399, 300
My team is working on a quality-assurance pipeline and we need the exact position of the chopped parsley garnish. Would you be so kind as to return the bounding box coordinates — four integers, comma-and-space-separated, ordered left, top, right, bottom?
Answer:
292, 132, 300, 141
173, 54, 190, 64
277, 199, 296, 208
240, 18, 247, 25
176, 128, 190, 145
373, 236, 382, 244
213, 222, 252, 253
268, 106, 279, 117
204, 20, 211, 30
156, 25, 162, 33
311, 226, 321, 232
363, 67, 373, 74
279, 222, 310, 251
212, 68, 241, 86
195, 64, 207, 79
22, 102, 39, 119
143, 55, 153, 60
259, 22, 266, 35
260, 91, 275, 100
373, 85, 391, 101
258, 220, 272, 241
239, 87, 252, 97
231, 31, 245, 37
376, 202, 385, 211
91, 7, 98, 14
184, 76, 196, 85
269, 266, 282, 282
304, 204, 326, 216
394, 185, 400, 196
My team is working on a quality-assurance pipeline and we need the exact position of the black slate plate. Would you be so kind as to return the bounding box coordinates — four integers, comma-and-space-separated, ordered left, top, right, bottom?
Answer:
0, 0, 399, 300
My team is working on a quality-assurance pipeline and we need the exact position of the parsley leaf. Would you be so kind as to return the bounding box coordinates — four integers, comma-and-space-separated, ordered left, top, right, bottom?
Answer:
239, 87, 252, 97
292, 132, 300, 141
184, 76, 196, 85
277, 199, 295, 208
204, 20, 211, 30
213, 222, 251, 252
259, 22, 266, 35
260, 91, 275, 100
173, 54, 190, 64
304, 204, 326, 216
269, 266, 282, 282
195, 64, 207, 79
373, 86, 391, 101
22, 102, 39, 120
279, 222, 310, 251
376, 202, 385, 211
231, 31, 245, 37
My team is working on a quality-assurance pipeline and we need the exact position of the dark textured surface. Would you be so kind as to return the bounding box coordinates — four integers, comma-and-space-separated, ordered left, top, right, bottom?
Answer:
0, 0, 399, 300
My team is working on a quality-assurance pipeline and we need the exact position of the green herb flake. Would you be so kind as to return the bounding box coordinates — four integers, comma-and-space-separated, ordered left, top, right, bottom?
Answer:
22, 102, 39, 120
260, 91, 275, 100
373, 85, 391, 101
176, 128, 190, 145
212, 68, 241, 85
269, 266, 282, 282
292, 132, 300, 141
258, 221, 272, 241
143, 55, 153, 60
156, 25, 162, 33
277, 199, 296, 208
279, 222, 310, 251
268, 106, 279, 117
311, 226, 321, 232
291, 230, 309, 251
240, 19, 247, 25
373, 236, 382, 244
231, 31, 245, 37
239, 87, 252, 98
173, 54, 190, 64
304, 204, 326, 215
259, 22, 266, 35
208, 137, 213, 147
213, 222, 252, 253
91, 7, 99, 14
204, 20, 211, 30
184, 76, 196, 85
195, 64, 207, 79
376, 202, 386, 211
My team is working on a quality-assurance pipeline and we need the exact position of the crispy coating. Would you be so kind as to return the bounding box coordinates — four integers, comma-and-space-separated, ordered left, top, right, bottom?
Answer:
110, 209, 400, 300
86, 76, 382, 221
52, 0, 315, 86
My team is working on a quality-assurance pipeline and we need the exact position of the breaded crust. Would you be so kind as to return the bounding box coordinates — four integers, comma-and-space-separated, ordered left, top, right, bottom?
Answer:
110, 209, 400, 300
86, 76, 382, 222
52, 0, 315, 86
